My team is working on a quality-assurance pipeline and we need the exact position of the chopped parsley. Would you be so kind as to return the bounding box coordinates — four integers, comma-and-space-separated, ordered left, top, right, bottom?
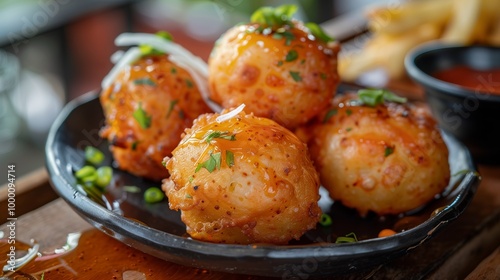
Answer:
133, 102, 152, 129
205, 131, 236, 143
289, 71, 302, 82
131, 141, 139, 151
285, 50, 298, 62
195, 152, 222, 173
358, 89, 407, 107
166, 100, 178, 118
185, 79, 193, 88
133, 78, 156, 87
277, 60, 284, 67
346, 109, 353, 116
323, 109, 338, 123
171, 67, 177, 74
250, 4, 297, 30
304, 22, 334, 43
384, 146, 394, 157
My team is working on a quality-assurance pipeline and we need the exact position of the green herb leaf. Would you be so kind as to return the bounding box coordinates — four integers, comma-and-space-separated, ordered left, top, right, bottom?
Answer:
319, 213, 332, 226
277, 60, 283, 66
285, 50, 298, 62
205, 131, 237, 143
185, 79, 193, 88
133, 78, 156, 87
226, 150, 235, 167
358, 89, 407, 107
323, 109, 337, 123
250, 4, 297, 29
196, 152, 222, 173
171, 67, 177, 74
304, 22, 334, 43
384, 146, 394, 157
166, 100, 178, 118
335, 232, 358, 243
290, 71, 302, 82
346, 109, 353, 116
133, 102, 152, 129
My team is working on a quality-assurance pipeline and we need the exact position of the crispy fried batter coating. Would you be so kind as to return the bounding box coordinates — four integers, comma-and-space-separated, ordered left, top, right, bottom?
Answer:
208, 21, 340, 129
301, 93, 450, 216
100, 55, 211, 181
162, 109, 321, 244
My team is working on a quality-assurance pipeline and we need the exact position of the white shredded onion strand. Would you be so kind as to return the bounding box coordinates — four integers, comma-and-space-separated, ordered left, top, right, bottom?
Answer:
216, 104, 246, 123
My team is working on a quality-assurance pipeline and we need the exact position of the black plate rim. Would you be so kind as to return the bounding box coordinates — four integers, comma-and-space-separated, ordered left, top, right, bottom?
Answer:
45, 90, 481, 276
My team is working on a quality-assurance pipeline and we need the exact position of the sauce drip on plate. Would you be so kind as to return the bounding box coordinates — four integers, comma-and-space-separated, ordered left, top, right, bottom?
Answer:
433, 65, 500, 95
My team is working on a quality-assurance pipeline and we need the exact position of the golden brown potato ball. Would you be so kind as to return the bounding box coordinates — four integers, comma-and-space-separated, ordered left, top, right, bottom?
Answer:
208, 8, 340, 129
162, 107, 321, 244
100, 54, 211, 181
301, 92, 450, 216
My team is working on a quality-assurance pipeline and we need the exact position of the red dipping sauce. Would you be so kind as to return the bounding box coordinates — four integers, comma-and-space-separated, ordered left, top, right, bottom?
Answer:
433, 65, 500, 95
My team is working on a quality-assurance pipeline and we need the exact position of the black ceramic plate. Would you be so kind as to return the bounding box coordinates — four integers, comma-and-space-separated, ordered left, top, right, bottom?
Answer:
45, 88, 480, 278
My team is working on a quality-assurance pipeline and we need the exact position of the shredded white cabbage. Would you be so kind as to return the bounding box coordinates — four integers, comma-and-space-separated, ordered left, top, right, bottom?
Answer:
101, 33, 223, 112
110, 50, 125, 64
216, 104, 245, 123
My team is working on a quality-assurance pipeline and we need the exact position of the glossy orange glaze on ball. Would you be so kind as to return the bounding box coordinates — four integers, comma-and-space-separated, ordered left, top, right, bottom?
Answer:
100, 55, 211, 181
300, 93, 450, 216
162, 109, 321, 244
208, 20, 340, 129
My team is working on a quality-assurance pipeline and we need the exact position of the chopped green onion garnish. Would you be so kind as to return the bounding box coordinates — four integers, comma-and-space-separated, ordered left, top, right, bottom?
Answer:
319, 213, 332, 226
185, 79, 193, 88
95, 166, 113, 188
358, 89, 407, 107
133, 102, 152, 129
124, 185, 141, 193
335, 232, 358, 243
226, 150, 235, 167
144, 187, 165, 203
75, 165, 97, 182
289, 71, 302, 82
346, 109, 353, 116
304, 22, 334, 43
85, 146, 104, 165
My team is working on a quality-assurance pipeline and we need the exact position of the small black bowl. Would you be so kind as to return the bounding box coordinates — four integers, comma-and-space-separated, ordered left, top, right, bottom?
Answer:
405, 44, 500, 164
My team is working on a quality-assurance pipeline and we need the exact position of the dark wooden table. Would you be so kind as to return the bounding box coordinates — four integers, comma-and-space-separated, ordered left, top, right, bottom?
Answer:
0, 161, 499, 279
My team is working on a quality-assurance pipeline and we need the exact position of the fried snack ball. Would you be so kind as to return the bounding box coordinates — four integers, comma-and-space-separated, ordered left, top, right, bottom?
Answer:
100, 55, 211, 181
208, 19, 339, 129
162, 108, 321, 244
300, 93, 450, 216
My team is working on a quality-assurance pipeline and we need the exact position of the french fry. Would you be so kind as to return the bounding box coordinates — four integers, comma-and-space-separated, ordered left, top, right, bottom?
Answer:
339, 0, 500, 82
441, 0, 482, 44
366, 0, 452, 35
339, 24, 440, 81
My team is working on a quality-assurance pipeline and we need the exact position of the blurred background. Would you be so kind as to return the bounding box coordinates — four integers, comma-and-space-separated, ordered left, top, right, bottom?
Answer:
0, 0, 390, 177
